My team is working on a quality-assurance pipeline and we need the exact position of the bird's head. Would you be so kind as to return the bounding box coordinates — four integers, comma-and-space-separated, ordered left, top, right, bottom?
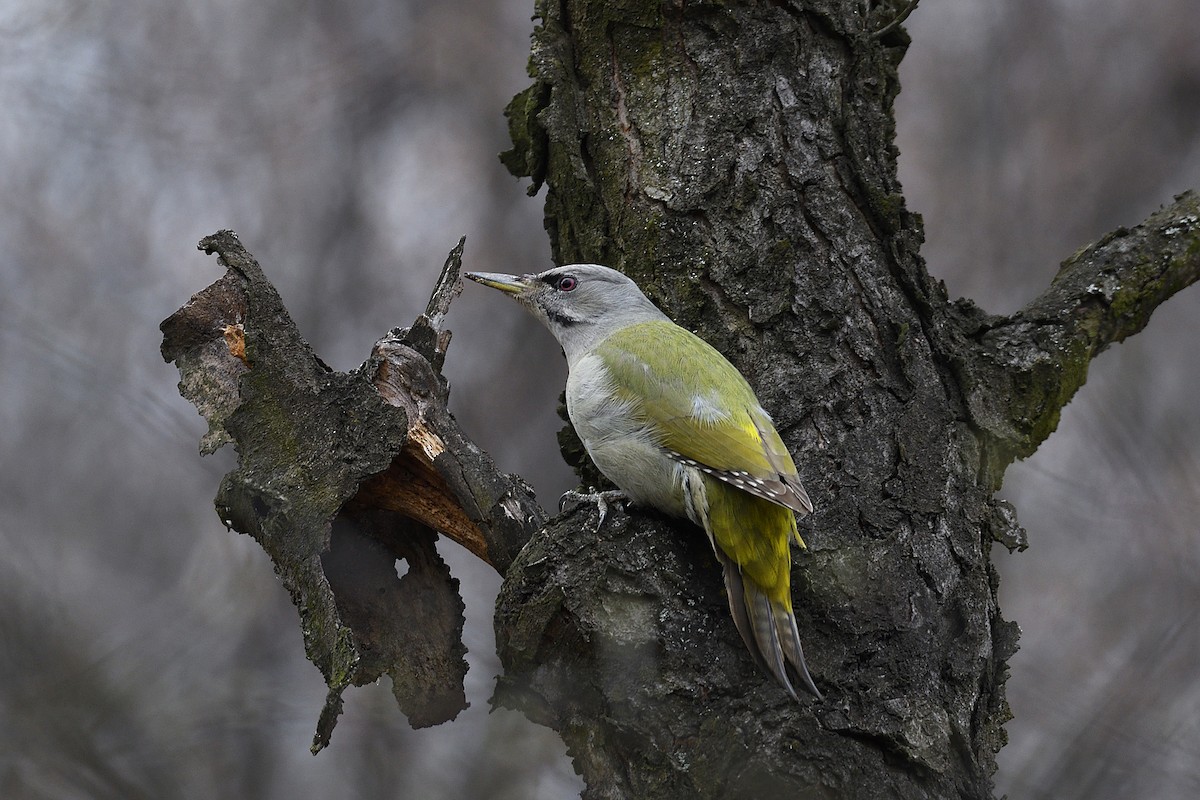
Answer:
465, 264, 667, 361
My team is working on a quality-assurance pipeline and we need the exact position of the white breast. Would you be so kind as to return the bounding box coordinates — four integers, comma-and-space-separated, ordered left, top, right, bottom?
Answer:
565, 353, 689, 519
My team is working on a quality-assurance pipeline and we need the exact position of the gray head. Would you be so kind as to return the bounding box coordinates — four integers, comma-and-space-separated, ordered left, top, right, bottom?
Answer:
465, 264, 668, 363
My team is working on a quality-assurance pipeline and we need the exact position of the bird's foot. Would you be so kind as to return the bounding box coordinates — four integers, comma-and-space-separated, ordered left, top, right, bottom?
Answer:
558, 487, 628, 529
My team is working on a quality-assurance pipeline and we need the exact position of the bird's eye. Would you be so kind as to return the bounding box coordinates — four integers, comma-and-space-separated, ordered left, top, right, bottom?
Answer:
555, 275, 577, 292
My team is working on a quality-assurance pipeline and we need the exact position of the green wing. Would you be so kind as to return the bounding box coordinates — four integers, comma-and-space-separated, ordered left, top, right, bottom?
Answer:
596, 320, 812, 516
598, 323, 821, 697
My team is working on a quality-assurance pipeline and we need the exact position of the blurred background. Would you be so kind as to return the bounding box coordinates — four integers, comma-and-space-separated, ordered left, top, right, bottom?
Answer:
0, 0, 1196, 797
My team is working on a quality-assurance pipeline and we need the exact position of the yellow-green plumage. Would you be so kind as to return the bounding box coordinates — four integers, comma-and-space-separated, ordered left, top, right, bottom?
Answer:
464, 264, 820, 700
704, 477, 794, 605
595, 321, 819, 699
600, 323, 789, 477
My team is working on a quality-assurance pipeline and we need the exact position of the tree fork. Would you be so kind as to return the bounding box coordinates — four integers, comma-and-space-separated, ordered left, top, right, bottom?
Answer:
160, 0, 1200, 797
496, 1, 1200, 797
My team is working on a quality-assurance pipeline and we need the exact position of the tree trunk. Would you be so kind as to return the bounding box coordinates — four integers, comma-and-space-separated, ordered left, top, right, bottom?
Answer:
161, 1, 1200, 797
494, 1, 1199, 797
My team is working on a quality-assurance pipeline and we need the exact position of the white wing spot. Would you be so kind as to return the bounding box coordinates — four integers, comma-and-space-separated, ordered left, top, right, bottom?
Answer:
688, 390, 732, 425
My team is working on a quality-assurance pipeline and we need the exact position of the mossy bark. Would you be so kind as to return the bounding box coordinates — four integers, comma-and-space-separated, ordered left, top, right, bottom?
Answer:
161, 1, 1200, 796
495, 1, 1200, 798
161, 233, 543, 752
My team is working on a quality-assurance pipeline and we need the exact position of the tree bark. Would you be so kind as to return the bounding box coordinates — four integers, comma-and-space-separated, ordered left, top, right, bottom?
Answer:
160, 234, 543, 752
161, 0, 1200, 796
494, 1, 1200, 797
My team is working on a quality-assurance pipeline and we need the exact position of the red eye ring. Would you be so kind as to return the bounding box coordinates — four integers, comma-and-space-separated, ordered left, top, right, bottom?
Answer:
556, 276, 577, 292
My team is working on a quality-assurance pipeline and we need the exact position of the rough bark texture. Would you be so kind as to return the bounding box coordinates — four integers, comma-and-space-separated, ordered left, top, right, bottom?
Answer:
493, 1, 1200, 798
160, 0, 1200, 797
160, 233, 543, 751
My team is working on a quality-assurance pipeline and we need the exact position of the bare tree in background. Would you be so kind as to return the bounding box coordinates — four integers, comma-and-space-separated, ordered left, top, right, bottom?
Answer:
158, 1, 1200, 798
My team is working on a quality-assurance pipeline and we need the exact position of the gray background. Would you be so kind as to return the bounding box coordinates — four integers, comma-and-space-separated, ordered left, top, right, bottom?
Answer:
1, 1, 1196, 797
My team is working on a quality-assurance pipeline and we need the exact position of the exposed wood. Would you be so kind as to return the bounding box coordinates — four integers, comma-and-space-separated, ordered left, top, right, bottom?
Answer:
161, 1, 1200, 795
161, 231, 543, 751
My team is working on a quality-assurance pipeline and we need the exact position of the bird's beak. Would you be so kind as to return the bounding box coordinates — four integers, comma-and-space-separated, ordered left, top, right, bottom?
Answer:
464, 271, 529, 296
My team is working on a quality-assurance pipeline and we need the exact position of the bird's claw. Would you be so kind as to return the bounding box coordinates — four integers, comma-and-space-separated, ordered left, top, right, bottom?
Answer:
558, 487, 628, 529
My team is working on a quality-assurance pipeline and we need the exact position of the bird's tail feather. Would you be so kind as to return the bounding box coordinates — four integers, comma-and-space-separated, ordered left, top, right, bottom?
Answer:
719, 551, 822, 700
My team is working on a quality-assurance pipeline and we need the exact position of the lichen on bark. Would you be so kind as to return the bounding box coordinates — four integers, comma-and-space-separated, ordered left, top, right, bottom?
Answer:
492, 2, 1200, 798
161, 1, 1200, 795
161, 232, 542, 751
